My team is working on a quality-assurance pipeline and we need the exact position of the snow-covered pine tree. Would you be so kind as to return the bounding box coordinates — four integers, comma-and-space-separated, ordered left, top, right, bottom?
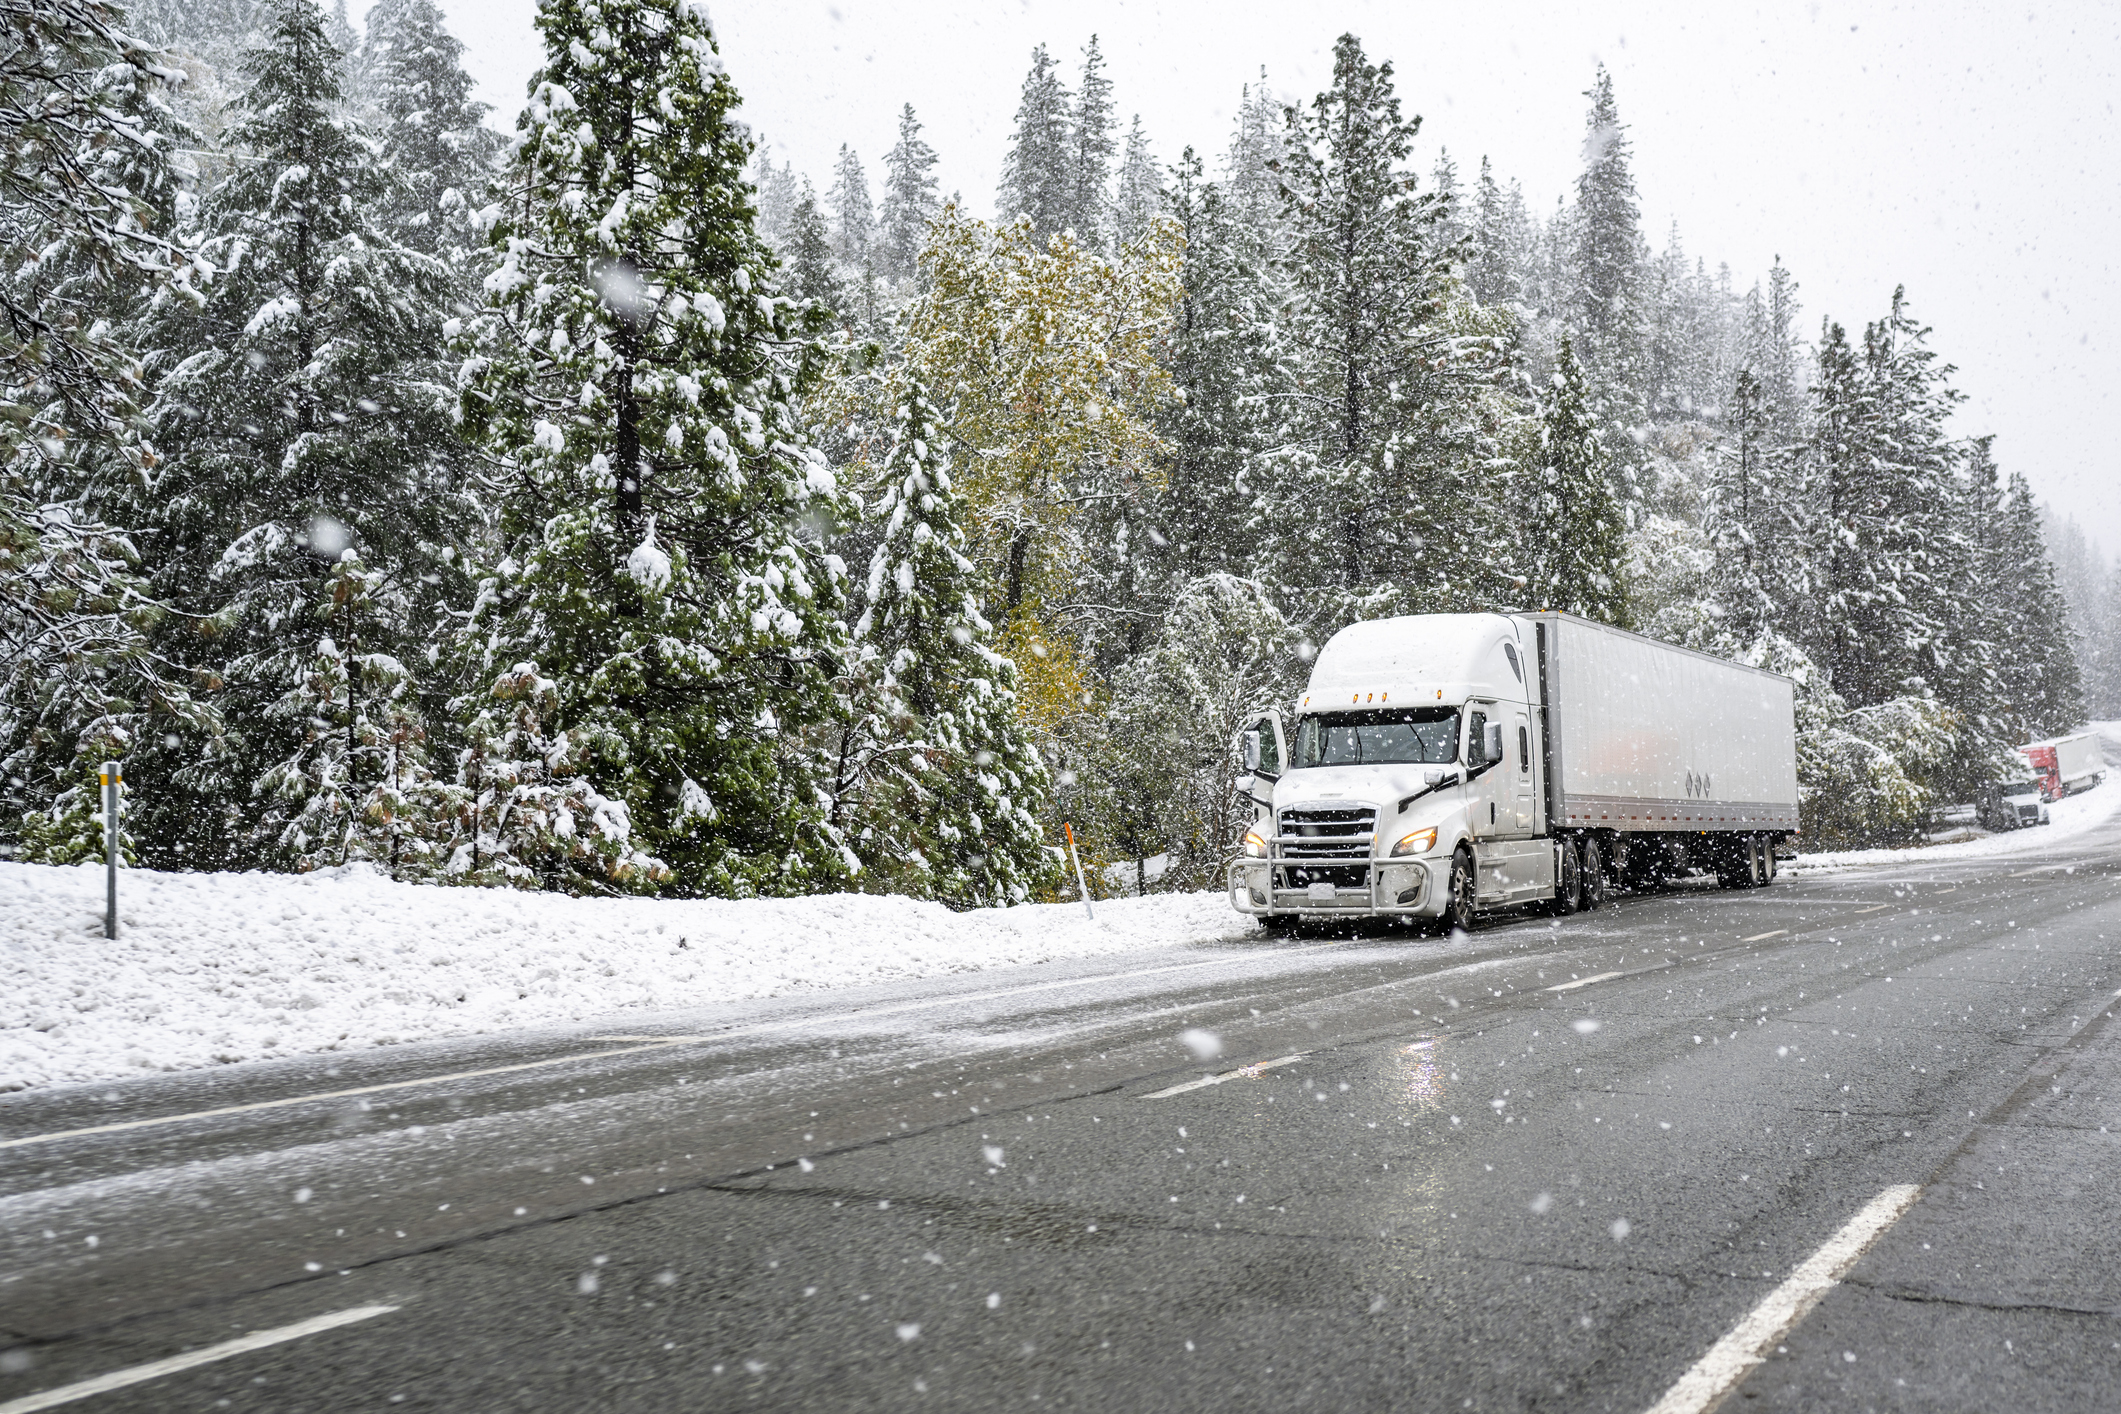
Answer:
447, 661, 667, 889
128, 0, 458, 869
1524, 335, 1629, 624
997, 45, 1072, 245
1222, 70, 1289, 240
1992, 463, 2085, 737
1572, 65, 1647, 413
1467, 156, 1519, 308
1806, 291, 1962, 710
839, 374, 1055, 906
1065, 34, 1115, 244
0, 0, 209, 850
457, 0, 856, 897
1149, 149, 1280, 596
826, 144, 875, 271
876, 104, 939, 285
1260, 34, 1491, 619
749, 150, 800, 252
361, 0, 504, 261
254, 552, 457, 875
780, 183, 844, 316
1112, 116, 1161, 246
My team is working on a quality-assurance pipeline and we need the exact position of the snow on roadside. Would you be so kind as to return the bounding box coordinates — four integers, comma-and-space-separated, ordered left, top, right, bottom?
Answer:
1788, 774, 2121, 873
0, 864, 1249, 1093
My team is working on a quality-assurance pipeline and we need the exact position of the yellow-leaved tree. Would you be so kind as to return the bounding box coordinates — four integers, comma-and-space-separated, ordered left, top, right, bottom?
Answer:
898, 207, 1183, 862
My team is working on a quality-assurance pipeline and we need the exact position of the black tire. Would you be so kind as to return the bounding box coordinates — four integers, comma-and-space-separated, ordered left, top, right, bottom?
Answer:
1445, 847, 1477, 933
1552, 836, 1582, 915
1715, 836, 1750, 889
1580, 836, 1606, 910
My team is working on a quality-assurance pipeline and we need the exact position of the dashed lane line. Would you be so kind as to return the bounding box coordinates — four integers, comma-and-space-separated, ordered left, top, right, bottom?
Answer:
1142, 1055, 1308, 1100
1640, 1184, 1922, 1414
1739, 930, 1787, 943
0, 1305, 399, 1414
1545, 971, 1624, 993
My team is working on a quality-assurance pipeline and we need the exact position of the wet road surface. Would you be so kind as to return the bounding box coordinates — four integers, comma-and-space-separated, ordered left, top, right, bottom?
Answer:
5, 818, 2121, 1412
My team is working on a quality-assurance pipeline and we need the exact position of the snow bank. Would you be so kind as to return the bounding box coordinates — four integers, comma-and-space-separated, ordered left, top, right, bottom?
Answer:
0, 865, 1247, 1092
1788, 774, 2121, 873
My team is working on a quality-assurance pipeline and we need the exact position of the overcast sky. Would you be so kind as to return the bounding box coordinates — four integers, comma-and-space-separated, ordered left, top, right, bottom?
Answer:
379, 0, 2121, 557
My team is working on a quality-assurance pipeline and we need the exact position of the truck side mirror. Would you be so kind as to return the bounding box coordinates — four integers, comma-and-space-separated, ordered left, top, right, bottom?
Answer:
1241, 729, 1262, 773
1484, 722, 1504, 764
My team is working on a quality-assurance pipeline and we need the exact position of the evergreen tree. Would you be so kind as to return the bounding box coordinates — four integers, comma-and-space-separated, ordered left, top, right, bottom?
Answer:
826, 143, 875, 271
254, 552, 456, 875
998, 44, 1072, 244
361, 0, 503, 260
457, 0, 855, 897
1065, 34, 1115, 242
781, 183, 843, 316
1221, 70, 1288, 238
1260, 34, 1490, 614
1149, 149, 1278, 594
1524, 335, 1629, 623
1804, 292, 1962, 710
1992, 465, 2085, 736
1112, 116, 1161, 246
1, 0, 209, 845
447, 661, 667, 888
1573, 66, 1646, 410
838, 375, 1055, 905
750, 150, 800, 252
877, 104, 939, 284
132, 0, 457, 868
1467, 156, 1518, 307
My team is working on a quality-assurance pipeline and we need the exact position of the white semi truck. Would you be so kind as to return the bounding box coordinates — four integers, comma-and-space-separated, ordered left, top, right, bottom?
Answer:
1227, 612, 1800, 929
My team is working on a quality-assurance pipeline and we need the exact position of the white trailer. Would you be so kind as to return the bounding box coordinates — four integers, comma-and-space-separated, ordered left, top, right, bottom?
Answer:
1228, 612, 1799, 929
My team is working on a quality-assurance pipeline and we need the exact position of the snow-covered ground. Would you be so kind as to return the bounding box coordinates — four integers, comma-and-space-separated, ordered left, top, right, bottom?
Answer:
0, 865, 1248, 1093
1788, 773, 2121, 872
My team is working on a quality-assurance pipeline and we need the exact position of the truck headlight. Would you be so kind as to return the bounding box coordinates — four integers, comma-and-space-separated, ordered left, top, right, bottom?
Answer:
1391, 826, 1437, 857
1242, 829, 1268, 858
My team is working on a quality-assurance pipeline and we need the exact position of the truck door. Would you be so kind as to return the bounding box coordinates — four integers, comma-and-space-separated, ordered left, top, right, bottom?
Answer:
1511, 710, 1536, 834
1464, 702, 1506, 839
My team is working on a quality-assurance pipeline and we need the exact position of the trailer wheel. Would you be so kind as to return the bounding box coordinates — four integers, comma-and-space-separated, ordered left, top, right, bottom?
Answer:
1579, 837, 1606, 910
1445, 847, 1477, 933
1551, 837, 1582, 916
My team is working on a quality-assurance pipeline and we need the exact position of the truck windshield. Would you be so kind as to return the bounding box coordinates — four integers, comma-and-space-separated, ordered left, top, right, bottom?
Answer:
2003, 781, 2041, 798
1290, 708, 1461, 768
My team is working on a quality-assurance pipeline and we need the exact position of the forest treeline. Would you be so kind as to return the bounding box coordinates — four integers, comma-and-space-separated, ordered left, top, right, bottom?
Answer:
2, 0, 2107, 902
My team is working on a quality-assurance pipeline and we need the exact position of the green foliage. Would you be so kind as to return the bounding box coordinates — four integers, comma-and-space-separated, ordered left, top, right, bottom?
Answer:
456, 0, 855, 898
1524, 335, 1630, 624
834, 375, 1056, 906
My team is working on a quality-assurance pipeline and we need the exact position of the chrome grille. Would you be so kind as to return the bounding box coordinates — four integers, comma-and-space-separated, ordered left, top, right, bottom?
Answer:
1277, 803, 1377, 860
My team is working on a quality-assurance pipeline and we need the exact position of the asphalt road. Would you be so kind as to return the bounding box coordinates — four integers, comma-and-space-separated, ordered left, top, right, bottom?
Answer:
5, 814, 2121, 1412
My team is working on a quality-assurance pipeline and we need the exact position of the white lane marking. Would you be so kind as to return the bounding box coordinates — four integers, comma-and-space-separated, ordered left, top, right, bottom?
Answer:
0, 1043, 700, 1152
2011, 864, 2070, 877
0, 1305, 398, 1414
1850, 905, 1892, 914
1546, 971, 1623, 992
3, 943, 1349, 1152
1641, 1184, 1921, 1414
1740, 930, 1788, 943
1142, 1055, 1307, 1100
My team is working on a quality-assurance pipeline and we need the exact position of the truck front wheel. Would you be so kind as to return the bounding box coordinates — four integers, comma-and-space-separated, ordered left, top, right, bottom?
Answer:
1445, 847, 1476, 933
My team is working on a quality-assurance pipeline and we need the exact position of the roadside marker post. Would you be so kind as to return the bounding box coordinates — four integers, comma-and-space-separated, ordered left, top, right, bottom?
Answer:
1063, 821, 1095, 922
101, 760, 121, 940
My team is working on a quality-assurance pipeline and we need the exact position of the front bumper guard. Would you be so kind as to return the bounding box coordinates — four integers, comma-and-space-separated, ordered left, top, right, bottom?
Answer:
1227, 856, 1434, 917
